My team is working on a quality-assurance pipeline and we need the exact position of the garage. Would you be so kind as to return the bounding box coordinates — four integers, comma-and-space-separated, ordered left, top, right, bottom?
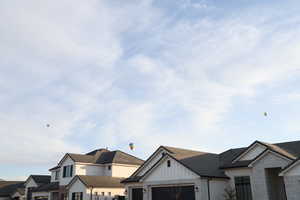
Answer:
132, 188, 143, 200
151, 185, 195, 200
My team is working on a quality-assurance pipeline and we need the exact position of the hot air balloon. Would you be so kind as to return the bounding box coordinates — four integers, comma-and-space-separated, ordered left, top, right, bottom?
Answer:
129, 143, 134, 150
264, 112, 267, 117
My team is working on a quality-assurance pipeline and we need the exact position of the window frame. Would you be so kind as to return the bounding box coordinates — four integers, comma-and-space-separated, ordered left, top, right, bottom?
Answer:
234, 176, 253, 200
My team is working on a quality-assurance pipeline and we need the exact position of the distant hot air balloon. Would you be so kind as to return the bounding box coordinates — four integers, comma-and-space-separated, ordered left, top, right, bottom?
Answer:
129, 143, 134, 150
46, 124, 50, 127
264, 112, 268, 117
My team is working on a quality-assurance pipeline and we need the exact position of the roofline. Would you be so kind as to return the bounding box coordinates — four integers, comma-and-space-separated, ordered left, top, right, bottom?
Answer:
113, 150, 144, 163
232, 141, 266, 163
167, 153, 229, 179
279, 158, 300, 176
130, 146, 167, 177
138, 152, 229, 181
248, 149, 294, 167
139, 154, 172, 182
66, 176, 87, 189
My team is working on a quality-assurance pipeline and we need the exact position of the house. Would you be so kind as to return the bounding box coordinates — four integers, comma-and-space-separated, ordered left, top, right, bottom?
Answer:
24, 175, 51, 200
122, 140, 300, 200
0, 181, 25, 200
43, 148, 144, 200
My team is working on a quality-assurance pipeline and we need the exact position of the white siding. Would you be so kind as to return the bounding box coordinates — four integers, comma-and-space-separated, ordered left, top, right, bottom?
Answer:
111, 164, 139, 178
239, 144, 266, 161
60, 156, 75, 186
138, 148, 166, 176
88, 187, 125, 200
251, 151, 291, 200
143, 157, 199, 182
75, 164, 104, 176
284, 162, 300, 176
209, 180, 228, 200
68, 179, 89, 200
51, 170, 60, 182
25, 177, 38, 198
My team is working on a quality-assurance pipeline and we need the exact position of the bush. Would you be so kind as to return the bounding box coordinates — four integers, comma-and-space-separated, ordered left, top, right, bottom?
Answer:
223, 187, 236, 200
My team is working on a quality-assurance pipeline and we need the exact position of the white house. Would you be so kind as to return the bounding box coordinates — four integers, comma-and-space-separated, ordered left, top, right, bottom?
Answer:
44, 148, 144, 200
123, 140, 300, 200
24, 175, 51, 200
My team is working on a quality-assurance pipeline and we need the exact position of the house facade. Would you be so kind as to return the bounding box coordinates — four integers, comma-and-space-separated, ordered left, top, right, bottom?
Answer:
123, 140, 300, 200
29, 148, 143, 200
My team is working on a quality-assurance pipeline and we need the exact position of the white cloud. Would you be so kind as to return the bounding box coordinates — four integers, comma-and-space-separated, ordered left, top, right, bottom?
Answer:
1, 0, 300, 174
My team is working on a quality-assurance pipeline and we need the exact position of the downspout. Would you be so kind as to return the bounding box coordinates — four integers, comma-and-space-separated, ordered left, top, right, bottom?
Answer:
90, 187, 93, 200
207, 178, 211, 200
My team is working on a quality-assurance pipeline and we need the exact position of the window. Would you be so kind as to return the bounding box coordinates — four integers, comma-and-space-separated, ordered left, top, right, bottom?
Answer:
108, 165, 111, 171
234, 176, 253, 200
72, 192, 83, 200
54, 170, 60, 180
167, 160, 171, 167
63, 165, 73, 177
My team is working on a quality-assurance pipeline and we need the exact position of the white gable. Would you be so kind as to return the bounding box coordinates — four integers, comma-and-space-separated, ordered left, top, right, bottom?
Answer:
238, 143, 266, 161
136, 147, 167, 176
143, 156, 199, 183
283, 161, 300, 176
25, 177, 38, 188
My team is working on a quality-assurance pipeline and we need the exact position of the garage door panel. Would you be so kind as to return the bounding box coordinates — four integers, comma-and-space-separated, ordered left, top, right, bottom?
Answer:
152, 186, 195, 200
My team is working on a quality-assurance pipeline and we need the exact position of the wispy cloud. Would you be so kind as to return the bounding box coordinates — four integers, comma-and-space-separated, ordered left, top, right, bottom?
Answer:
1, 0, 300, 179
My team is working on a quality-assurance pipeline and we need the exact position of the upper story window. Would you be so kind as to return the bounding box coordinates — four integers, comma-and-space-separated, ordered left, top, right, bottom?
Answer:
167, 160, 171, 167
108, 165, 111, 171
234, 176, 253, 200
63, 165, 73, 178
54, 170, 60, 180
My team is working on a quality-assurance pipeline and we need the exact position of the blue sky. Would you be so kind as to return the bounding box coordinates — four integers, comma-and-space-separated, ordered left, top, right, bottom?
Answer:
1, 0, 300, 180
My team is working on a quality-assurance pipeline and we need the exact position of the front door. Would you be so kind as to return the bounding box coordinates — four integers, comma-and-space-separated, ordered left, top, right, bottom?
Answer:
152, 185, 195, 200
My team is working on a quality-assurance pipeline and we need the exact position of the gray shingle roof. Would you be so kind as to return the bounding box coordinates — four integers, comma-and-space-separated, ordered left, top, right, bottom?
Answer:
32, 182, 59, 192
0, 181, 25, 197
29, 175, 51, 185
75, 176, 124, 188
63, 149, 144, 166
123, 140, 300, 183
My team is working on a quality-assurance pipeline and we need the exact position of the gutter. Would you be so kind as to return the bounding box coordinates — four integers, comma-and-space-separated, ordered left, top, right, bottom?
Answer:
207, 178, 211, 200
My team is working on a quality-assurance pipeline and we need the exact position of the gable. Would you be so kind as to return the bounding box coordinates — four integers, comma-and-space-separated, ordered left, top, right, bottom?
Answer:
280, 160, 300, 176
61, 156, 74, 167
68, 177, 87, 191
237, 143, 267, 161
284, 162, 300, 176
142, 156, 199, 183
25, 177, 37, 188
133, 147, 168, 176
249, 150, 291, 168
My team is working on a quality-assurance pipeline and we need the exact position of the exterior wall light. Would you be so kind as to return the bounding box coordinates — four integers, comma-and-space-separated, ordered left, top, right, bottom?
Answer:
195, 186, 199, 192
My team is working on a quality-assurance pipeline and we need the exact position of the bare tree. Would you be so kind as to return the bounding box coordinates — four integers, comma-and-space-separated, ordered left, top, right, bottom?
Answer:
223, 187, 236, 200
